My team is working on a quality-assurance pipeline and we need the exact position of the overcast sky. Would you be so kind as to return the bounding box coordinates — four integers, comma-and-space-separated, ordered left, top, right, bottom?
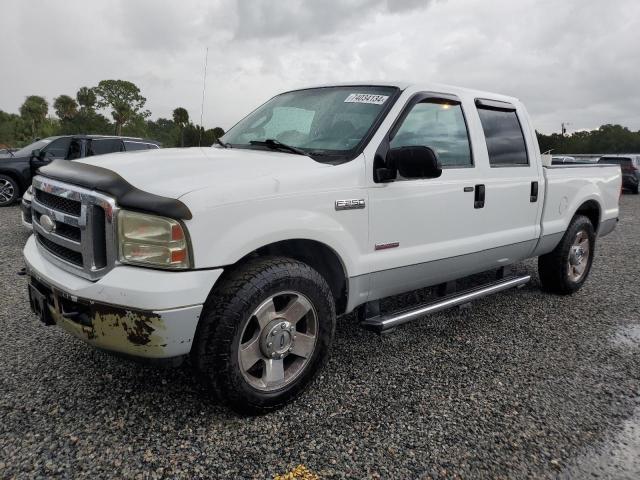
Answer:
1, 0, 639, 134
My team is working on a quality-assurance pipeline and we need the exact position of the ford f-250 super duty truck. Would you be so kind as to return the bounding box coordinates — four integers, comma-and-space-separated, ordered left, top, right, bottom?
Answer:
23, 82, 621, 414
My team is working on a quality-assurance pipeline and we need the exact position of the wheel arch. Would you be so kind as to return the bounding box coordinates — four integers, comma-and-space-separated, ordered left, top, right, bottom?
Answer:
236, 239, 349, 315
574, 199, 601, 231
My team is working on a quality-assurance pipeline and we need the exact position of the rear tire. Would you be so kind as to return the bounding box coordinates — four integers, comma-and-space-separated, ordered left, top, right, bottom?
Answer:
192, 256, 336, 415
538, 215, 595, 295
0, 175, 19, 207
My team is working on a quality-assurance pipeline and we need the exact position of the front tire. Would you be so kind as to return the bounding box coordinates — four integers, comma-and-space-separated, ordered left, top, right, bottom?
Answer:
0, 175, 19, 207
192, 257, 336, 414
538, 215, 595, 294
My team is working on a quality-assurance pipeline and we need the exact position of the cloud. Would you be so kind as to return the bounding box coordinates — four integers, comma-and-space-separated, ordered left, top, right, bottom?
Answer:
233, 0, 435, 41
0, 0, 639, 134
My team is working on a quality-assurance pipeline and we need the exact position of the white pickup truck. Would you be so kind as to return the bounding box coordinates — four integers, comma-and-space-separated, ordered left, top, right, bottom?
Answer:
24, 82, 621, 414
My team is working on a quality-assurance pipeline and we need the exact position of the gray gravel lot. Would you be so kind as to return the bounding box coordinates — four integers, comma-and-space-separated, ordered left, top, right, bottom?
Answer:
1, 196, 639, 479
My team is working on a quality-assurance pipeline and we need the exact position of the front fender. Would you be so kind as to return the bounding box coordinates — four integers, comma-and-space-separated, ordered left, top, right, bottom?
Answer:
183, 196, 369, 278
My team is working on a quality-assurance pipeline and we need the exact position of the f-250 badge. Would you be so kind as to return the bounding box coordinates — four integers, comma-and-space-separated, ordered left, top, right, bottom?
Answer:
335, 199, 366, 210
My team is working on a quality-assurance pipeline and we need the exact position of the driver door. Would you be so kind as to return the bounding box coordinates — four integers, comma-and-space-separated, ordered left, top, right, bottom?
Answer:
367, 94, 488, 299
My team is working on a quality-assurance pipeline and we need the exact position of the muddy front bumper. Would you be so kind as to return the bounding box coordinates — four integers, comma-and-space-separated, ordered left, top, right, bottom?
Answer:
23, 235, 223, 359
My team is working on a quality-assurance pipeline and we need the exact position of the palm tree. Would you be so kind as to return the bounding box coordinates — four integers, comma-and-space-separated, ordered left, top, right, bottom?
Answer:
53, 95, 79, 121
19, 96, 48, 138
173, 107, 189, 147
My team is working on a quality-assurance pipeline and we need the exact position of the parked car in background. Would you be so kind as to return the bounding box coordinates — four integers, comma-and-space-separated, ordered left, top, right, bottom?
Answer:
551, 155, 577, 164
0, 135, 160, 207
597, 155, 640, 194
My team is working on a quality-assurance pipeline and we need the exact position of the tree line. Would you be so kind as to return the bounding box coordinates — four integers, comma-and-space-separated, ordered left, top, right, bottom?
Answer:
0, 79, 224, 148
536, 124, 640, 154
3, 81, 639, 155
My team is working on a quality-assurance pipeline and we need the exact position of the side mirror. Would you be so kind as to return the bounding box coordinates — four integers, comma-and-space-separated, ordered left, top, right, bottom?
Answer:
31, 149, 43, 159
387, 146, 442, 179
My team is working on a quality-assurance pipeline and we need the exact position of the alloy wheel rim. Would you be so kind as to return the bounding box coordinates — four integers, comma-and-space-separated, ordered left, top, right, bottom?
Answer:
567, 230, 590, 282
0, 179, 15, 203
238, 290, 318, 391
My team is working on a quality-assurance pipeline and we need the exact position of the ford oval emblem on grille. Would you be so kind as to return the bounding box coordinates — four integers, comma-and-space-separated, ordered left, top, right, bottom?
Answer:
40, 214, 56, 233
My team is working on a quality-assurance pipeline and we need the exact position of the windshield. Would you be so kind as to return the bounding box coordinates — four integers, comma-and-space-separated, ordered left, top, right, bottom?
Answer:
12, 138, 54, 157
221, 86, 398, 160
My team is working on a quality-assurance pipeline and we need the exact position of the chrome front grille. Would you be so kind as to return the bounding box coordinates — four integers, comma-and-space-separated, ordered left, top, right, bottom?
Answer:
31, 176, 118, 280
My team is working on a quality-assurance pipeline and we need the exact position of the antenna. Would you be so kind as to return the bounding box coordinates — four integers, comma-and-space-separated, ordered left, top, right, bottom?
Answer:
199, 47, 209, 147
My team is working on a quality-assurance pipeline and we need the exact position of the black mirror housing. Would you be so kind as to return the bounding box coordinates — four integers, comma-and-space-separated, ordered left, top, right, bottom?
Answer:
31, 149, 42, 159
387, 146, 442, 179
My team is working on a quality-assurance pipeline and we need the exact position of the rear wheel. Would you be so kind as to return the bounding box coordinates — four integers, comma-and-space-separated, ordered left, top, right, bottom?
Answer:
538, 215, 595, 294
193, 257, 336, 414
0, 175, 19, 207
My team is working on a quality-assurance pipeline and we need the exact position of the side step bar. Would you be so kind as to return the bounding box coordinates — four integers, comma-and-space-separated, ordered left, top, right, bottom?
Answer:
360, 275, 530, 333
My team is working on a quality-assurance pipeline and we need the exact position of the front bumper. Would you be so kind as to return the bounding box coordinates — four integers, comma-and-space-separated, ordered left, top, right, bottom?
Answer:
24, 235, 224, 359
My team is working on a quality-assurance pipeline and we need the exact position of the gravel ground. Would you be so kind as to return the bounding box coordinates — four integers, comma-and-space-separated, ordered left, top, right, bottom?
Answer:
1, 196, 639, 479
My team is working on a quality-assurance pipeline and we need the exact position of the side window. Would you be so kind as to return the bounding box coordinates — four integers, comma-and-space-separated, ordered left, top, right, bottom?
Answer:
42, 137, 72, 159
390, 100, 472, 168
123, 141, 148, 151
87, 139, 124, 156
477, 107, 528, 166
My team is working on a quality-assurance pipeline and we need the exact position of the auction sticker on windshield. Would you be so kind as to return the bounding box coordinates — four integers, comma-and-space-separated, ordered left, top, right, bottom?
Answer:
344, 93, 389, 105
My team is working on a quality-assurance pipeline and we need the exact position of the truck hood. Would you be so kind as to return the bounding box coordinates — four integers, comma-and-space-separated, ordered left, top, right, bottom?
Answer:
76, 147, 330, 199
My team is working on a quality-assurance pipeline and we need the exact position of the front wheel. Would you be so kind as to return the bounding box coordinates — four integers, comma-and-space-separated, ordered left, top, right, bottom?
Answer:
538, 215, 595, 294
0, 175, 19, 207
192, 257, 336, 414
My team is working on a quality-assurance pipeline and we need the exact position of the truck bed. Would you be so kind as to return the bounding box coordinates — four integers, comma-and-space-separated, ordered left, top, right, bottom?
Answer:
541, 164, 620, 243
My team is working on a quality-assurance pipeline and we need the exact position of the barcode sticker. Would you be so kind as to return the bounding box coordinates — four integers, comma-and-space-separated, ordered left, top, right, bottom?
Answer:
344, 93, 389, 105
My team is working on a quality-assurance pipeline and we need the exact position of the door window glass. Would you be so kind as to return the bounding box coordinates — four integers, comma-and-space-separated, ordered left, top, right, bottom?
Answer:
477, 108, 528, 166
41, 137, 72, 159
390, 101, 472, 167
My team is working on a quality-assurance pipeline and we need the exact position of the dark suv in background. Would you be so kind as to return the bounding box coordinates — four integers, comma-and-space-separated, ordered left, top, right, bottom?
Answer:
597, 155, 640, 194
0, 135, 160, 207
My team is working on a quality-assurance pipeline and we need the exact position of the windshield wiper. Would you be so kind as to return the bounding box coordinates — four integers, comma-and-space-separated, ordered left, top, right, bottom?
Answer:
215, 138, 230, 148
249, 139, 311, 157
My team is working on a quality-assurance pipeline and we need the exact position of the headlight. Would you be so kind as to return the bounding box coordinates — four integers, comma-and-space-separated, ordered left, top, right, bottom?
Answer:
117, 210, 191, 269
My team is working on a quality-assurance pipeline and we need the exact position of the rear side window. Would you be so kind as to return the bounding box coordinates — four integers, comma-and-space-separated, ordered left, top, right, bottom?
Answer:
390, 100, 472, 167
87, 139, 124, 156
477, 106, 528, 166
124, 141, 154, 151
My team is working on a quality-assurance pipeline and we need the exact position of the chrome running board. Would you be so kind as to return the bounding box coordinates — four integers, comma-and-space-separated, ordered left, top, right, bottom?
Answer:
360, 275, 531, 333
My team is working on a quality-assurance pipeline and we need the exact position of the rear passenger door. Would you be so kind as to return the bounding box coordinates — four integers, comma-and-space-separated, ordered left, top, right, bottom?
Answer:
474, 99, 541, 250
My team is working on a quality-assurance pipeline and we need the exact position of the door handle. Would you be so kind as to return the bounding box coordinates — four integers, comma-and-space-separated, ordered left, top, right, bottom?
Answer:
530, 181, 539, 202
474, 184, 485, 209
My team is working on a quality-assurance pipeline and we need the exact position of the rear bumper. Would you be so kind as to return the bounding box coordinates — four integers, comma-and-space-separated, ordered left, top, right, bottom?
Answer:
23, 235, 224, 358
